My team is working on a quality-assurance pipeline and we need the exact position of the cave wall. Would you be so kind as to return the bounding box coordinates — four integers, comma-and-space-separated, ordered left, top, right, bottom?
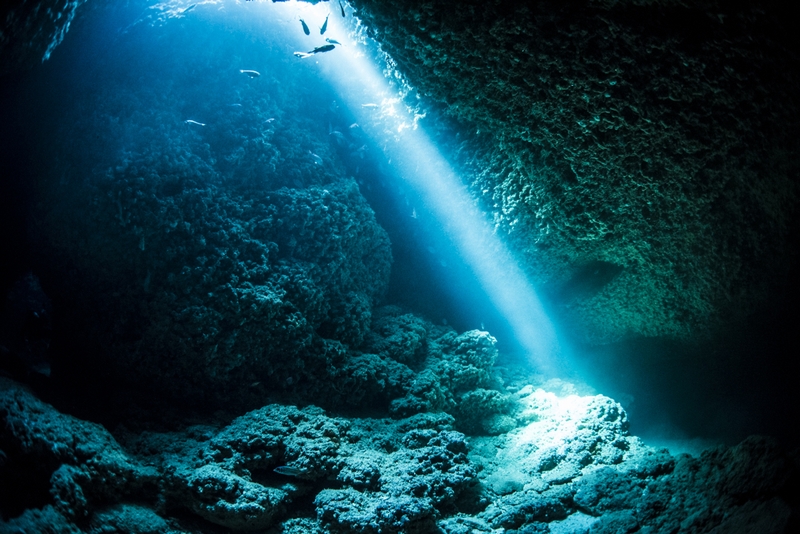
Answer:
0, 0, 89, 77
5, 0, 798, 347
350, 0, 800, 344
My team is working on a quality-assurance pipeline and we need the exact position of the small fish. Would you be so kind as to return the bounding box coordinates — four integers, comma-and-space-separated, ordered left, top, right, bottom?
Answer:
274, 466, 306, 477
350, 144, 366, 159
361, 103, 378, 108
325, 38, 341, 45
240, 69, 260, 78
300, 19, 310, 35
329, 130, 347, 146
309, 151, 323, 165
228, 103, 243, 107
182, 3, 197, 14
349, 123, 359, 129
339, 0, 346, 17
411, 208, 417, 219
184, 119, 205, 126
293, 52, 312, 59
320, 14, 329, 35
265, 118, 275, 123
311, 44, 335, 54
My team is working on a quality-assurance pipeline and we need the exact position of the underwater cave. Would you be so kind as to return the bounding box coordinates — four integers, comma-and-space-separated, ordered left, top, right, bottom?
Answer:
1, 0, 799, 532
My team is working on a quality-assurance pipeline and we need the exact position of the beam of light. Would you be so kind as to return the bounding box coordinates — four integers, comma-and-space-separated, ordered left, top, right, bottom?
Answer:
259, 2, 564, 373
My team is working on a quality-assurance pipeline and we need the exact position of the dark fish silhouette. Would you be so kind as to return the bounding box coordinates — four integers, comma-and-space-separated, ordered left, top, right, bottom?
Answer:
339, 1, 345, 17
240, 69, 260, 78
312, 44, 335, 54
274, 466, 306, 477
294, 44, 336, 59
320, 14, 329, 35
300, 19, 310, 35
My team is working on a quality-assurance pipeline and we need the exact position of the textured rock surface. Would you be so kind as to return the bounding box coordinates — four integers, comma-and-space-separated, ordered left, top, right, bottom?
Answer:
0, 0, 89, 77
27, 8, 395, 409
351, 0, 800, 344
0, 378, 159, 527
3, 376, 797, 532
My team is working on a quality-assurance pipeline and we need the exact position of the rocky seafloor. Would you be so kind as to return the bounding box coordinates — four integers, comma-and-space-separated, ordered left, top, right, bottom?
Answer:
2, 370, 798, 533
1, 0, 799, 532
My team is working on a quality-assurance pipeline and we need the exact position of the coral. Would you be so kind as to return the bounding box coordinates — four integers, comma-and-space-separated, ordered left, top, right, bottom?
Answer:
87, 504, 170, 534
127, 404, 475, 532
435, 329, 500, 393
361, 306, 430, 367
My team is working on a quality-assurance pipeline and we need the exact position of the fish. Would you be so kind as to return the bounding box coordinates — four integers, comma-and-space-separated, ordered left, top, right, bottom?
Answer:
361, 103, 378, 108
228, 103, 243, 107
182, 3, 197, 14
320, 14, 329, 35
274, 466, 306, 477
339, 0, 346, 17
300, 19, 310, 35
350, 144, 366, 159
330, 130, 347, 146
265, 118, 276, 123
309, 151, 323, 165
184, 119, 205, 126
240, 69, 260, 78
325, 38, 341, 45
310, 44, 335, 54
293, 52, 312, 59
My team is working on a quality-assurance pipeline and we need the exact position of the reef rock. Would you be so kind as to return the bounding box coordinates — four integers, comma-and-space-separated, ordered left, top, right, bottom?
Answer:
0, 378, 159, 528
352, 0, 800, 344
2, 376, 797, 533
28, 14, 393, 410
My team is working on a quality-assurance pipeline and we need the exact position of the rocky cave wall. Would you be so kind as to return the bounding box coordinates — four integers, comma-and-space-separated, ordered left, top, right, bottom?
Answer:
350, 0, 800, 345
0, 0, 89, 77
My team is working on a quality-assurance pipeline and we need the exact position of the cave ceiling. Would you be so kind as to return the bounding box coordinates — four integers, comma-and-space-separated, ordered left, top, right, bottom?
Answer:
350, 0, 800, 344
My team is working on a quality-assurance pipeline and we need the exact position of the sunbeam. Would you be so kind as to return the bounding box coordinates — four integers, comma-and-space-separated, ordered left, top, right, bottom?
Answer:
281, 4, 566, 373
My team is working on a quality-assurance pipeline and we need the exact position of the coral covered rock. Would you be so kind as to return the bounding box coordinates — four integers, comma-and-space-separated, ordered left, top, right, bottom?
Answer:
2, 377, 797, 533
353, 0, 800, 344
29, 16, 393, 409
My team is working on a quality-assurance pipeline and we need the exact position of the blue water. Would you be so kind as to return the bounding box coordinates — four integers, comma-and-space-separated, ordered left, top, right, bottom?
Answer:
1, 0, 560, 373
